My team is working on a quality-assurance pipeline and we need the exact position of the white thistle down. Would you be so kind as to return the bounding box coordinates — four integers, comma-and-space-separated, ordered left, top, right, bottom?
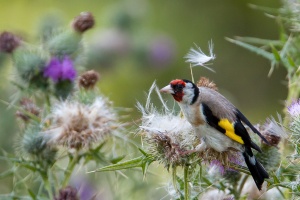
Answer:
43, 96, 118, 149
185, 41, 216, 72
137, 82, 194, 146
260, 115, 288, 140
137, 82, 195, 167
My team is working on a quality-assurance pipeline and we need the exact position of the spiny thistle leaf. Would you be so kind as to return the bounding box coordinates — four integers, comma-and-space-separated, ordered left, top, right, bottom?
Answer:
234, 36, 283, 46
90, 156, 145, 173
226, 37, 274, 61
110, 155, 126, 164
271, 44, 281, 62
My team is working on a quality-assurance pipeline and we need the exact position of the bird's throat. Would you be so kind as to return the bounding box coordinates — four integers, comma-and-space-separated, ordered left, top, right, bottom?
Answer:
172, 92, 183, 102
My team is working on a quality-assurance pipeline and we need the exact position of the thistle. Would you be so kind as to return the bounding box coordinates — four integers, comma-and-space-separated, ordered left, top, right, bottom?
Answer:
44, 96, 118, 150
256, 115, 288, 171
55, 186, 79, 200
43, 56, 77, 82
13, 47, 48, 89
16, 98, 40, 122
197, 76, 218, 91
17, 123, 57, 166
0, 31, 21, 53
138, 83, 195, 168
78, 70, 100, 90
72, 12, 95, 33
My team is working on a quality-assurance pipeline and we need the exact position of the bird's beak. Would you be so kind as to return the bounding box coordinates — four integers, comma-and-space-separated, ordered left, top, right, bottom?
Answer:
160, 85, 174, 94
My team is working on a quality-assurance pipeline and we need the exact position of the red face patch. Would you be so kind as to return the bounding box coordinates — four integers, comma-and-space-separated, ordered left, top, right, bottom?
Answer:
170, 79, 186, 86
170, 79, 186, 102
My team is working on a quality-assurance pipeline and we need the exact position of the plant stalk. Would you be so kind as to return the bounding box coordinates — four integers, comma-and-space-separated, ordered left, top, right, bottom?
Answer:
41, 171, 53, 200
62, 153, 79, 187
184, 165, 189, 200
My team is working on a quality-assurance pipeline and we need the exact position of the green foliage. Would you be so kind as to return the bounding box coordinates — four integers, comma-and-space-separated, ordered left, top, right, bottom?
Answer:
47, 30, 82, 57
3, 1, 300, 199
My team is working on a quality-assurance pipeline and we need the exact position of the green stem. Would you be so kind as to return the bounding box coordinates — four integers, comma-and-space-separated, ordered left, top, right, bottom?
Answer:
237, 175, 248, 198
45, 93, 51, 113
172, 167, 180, 195
41, 171, 54, 200
184, 165, 189, 200
282, 75, 300, 153
62, 153, 79, 187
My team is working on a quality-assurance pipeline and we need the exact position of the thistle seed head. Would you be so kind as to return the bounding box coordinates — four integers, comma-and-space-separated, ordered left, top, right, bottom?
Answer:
44, 97, 118, 150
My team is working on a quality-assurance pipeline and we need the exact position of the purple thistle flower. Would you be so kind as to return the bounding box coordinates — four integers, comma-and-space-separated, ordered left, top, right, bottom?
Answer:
148, 36, 175, 68
210, 159, 225, 175
44, 56, 76, 82
228, 153, 243, 166
288, 99, 300, 118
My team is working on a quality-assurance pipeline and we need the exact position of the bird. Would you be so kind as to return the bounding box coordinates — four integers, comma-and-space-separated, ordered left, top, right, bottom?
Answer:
160, 78, 269, 190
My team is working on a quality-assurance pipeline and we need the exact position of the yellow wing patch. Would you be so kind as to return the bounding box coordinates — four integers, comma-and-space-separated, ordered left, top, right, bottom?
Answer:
218, 119, 244, 144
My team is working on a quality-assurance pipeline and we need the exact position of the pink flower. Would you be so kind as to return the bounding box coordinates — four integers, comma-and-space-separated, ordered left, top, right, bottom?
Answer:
43, 56, 76, 82
288, 99, 300, 118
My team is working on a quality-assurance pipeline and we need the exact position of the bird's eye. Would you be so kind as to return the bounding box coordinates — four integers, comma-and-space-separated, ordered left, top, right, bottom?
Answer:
174, 84, 183, 92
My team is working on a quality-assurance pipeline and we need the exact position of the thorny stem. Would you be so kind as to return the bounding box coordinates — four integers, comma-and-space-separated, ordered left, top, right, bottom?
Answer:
41, 171, 54, 199
184, 165, 190, 200
238, 174, 249, 199
45, 93, 51, 113
62, 153, 79, 187
172, 167, 180, 195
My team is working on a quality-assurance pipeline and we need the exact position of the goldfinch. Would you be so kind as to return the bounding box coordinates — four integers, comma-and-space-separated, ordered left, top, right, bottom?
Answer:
160, 79, 269, 190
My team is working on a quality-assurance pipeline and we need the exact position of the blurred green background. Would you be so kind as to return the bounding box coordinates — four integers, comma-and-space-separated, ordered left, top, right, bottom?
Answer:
0, 0, 286, 198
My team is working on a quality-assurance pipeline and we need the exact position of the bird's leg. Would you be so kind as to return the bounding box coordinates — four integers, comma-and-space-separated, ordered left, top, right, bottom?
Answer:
180, 138, 207, 155
195, 140, 207, 152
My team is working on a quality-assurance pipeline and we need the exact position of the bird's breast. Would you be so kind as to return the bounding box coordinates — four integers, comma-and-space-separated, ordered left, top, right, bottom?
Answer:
194, 124, 243, 152
179, 103, 205, 126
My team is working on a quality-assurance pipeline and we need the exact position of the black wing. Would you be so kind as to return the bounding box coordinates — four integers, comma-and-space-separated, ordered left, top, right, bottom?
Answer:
202, 103, 262, 152
236, 109, 269, 145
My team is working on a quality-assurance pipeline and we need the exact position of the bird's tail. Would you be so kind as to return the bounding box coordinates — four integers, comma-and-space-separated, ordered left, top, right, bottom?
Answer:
242, 149, 269, 190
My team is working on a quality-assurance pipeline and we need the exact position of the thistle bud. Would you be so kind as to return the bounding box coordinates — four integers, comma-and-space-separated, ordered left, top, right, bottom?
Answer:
13, 48, 48, 89
72, 12, 95, 33
255, 117, 286, 171
20, 123, 57, 166
16, 98, 40, 122
197, 77, 218, 91
0, 31, 21, 53
48, 30, 82, 56
78, 70, 100, 90
259, 117, 287, 147
55, 186, 79, 200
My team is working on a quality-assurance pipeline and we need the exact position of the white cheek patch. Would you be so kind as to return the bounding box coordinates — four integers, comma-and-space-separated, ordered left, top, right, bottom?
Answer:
182, 83, 196, 103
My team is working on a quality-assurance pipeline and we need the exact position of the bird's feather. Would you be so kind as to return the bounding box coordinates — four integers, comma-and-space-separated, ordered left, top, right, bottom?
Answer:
236, 109, 270, 145
202, 103, 262, 152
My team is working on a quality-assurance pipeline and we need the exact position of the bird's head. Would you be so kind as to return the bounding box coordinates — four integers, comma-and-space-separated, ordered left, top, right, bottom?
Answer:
160, 79, 199, 104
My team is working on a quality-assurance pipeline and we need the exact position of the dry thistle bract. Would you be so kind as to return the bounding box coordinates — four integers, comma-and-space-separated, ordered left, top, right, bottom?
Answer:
55, 186, 79, 200
16, 98, 40, 122
78, 70, 100, 89
72, 12, 95, 33
0, 31, 21, 53
197, 77, 218, 91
